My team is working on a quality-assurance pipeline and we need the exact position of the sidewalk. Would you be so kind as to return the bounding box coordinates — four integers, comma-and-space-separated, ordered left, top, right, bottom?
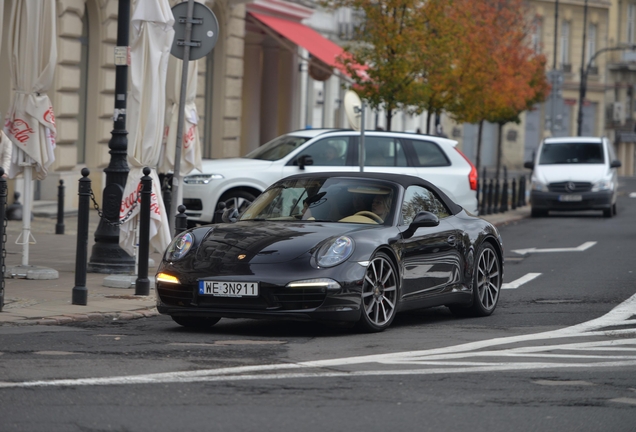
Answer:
0, 205, 531, 326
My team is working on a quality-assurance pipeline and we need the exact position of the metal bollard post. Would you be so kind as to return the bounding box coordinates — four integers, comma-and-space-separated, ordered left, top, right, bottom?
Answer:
519, 175, 527, 207
135, 167, 152, 296
72, 168, 91, 305
500, 167, 508, 213
487, 179, 494, 215
56, 179, 65, 234
493, 178, 500, 214
511, 177, 517, 210
175, 204, 188, 236
0, 168, 7, 311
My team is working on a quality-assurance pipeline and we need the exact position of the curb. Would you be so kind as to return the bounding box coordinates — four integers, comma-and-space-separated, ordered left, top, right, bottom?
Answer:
8, 307, 160, 327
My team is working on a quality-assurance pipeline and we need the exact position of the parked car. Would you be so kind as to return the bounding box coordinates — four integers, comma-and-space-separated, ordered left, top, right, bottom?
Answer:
156, 172, 503, 332
524, 136, 621, 217
182, 129, 478, 225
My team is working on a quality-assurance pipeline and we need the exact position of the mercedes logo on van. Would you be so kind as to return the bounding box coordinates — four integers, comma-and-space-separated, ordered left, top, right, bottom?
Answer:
566, 182, 576, 192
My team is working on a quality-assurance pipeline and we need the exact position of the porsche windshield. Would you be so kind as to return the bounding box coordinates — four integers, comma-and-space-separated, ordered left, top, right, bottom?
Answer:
240, 178, 396, 224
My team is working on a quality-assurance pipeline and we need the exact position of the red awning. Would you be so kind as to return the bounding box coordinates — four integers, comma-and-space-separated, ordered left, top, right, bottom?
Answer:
249, 12, 345, 71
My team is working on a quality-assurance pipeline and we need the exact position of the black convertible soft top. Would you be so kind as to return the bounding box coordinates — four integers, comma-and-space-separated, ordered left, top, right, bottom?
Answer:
278, 171, 464, 216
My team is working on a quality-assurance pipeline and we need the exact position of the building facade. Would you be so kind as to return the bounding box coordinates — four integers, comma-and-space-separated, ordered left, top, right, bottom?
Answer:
1, 0, 634, 215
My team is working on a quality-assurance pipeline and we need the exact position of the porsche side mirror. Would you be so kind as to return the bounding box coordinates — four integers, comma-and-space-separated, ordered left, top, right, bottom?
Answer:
523, 161, 534, 170
298, 155, 314, 170
402, 211, 439, 239
610, 159, 622, 168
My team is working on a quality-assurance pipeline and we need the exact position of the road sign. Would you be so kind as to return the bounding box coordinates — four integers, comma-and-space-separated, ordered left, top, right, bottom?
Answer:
171, 1, 218, 60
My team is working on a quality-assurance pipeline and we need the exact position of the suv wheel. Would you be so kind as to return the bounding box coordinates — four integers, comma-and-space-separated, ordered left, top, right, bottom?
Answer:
217, 190, 257, 223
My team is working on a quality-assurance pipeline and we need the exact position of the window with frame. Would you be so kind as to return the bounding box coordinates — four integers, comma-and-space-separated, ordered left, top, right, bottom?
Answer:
532, 16, 543, 53
409, 139, 450, 167
560, 20, 570, 68
364, 137, 408, 167
301, 137, 349, 166
587, 23, 597, 69
401, 185, 450, 226
629, 4, 636, 44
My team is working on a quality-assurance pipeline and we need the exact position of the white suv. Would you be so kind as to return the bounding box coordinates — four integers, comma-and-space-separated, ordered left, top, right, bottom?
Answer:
182, 129, 478, 224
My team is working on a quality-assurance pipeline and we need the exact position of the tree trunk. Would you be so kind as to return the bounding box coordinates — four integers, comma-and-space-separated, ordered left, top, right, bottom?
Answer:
426, 110, 433, 134
385, 109, 393, 131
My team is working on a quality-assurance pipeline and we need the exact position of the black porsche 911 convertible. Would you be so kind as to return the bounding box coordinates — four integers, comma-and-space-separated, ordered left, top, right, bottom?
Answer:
156, 172, 504, 332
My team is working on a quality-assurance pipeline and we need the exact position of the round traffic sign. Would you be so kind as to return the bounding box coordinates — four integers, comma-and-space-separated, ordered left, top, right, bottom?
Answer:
171, 1, 219, 61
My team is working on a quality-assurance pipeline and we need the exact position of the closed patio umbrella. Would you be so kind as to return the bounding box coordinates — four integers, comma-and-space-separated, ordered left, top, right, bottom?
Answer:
3, 0, 57, 268
119, 0, 174, 256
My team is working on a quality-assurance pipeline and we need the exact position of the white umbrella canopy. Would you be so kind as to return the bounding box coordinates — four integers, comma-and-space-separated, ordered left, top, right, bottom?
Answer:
159, 56, 202, 176
2, 0, 57, 268
119, 0, 174, 256
3, 0, 56, 180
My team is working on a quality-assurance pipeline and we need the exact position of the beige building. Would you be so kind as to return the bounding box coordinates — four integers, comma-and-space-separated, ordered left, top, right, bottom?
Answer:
1, 0, 634, 216
1, 0, 249, 211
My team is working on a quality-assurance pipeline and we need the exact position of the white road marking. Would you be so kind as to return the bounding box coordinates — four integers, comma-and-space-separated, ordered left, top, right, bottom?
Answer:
502, 273, 541, 289
1, 293, 635, 389
511, 241, 597, 256
629, 192, 636, 198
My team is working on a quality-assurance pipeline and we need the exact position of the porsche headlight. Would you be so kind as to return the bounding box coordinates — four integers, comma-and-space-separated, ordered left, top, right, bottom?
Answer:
316, 236, 354, 268
592, 178, 612, 192
166, 232, 194, 260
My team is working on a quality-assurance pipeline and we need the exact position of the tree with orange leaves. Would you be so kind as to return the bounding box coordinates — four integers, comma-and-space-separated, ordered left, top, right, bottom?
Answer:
446, 0, 550, 174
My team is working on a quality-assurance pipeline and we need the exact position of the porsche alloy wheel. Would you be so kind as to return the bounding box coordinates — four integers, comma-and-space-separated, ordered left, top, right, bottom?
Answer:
358, 252, 398, 332
472, 243, 501, 316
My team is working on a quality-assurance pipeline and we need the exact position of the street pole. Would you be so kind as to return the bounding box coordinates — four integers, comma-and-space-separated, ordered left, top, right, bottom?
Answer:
576, 0, 589, 136
550, 0, 559, 136
577, 44, 636, 136
87, 0, 135, 274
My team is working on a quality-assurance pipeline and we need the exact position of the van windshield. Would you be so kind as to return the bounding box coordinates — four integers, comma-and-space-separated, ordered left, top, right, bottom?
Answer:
538, 143, 605, 165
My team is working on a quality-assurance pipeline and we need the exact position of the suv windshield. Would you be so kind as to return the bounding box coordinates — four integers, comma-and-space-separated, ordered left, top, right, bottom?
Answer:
539, 143, 605, 165
243, 135, 310, 161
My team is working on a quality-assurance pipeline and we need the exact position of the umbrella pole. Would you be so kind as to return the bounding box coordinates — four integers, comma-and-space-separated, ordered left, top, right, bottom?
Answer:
21, 166, 33, 266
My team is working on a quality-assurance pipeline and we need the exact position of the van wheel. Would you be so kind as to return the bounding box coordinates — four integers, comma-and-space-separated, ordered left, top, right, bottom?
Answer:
612, 203, 617, 216
603, 208, 612, 218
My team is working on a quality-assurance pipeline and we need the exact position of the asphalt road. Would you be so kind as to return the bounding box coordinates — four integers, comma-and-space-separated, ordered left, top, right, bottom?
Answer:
0, 178, 635, 432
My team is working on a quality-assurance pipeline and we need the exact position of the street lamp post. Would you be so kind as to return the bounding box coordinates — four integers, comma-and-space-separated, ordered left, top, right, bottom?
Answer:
577, 44, 636, 136
87, 0, 136, 273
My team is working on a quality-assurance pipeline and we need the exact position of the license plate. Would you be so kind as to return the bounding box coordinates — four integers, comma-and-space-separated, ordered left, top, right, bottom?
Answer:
199, 281, 259, 297
559, 194, 582, 202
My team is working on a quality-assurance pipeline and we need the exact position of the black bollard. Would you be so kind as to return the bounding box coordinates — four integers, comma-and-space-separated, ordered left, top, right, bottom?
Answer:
56, 179, 65, 235
519, 175, 527, 207
493, 178, 500, 214
511, 177, 517, 210
6, 191, 22, 221
500, 167, 508, 213
486, 179, 494, 215
135, 167, 152, 296
0, 168, 6, 311
72, 168, 91, 305
175, 204, 188, 236
214, 201, 226, 224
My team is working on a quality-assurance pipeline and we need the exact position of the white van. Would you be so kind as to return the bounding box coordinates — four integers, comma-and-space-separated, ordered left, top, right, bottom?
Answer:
524, 136, 621, 218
